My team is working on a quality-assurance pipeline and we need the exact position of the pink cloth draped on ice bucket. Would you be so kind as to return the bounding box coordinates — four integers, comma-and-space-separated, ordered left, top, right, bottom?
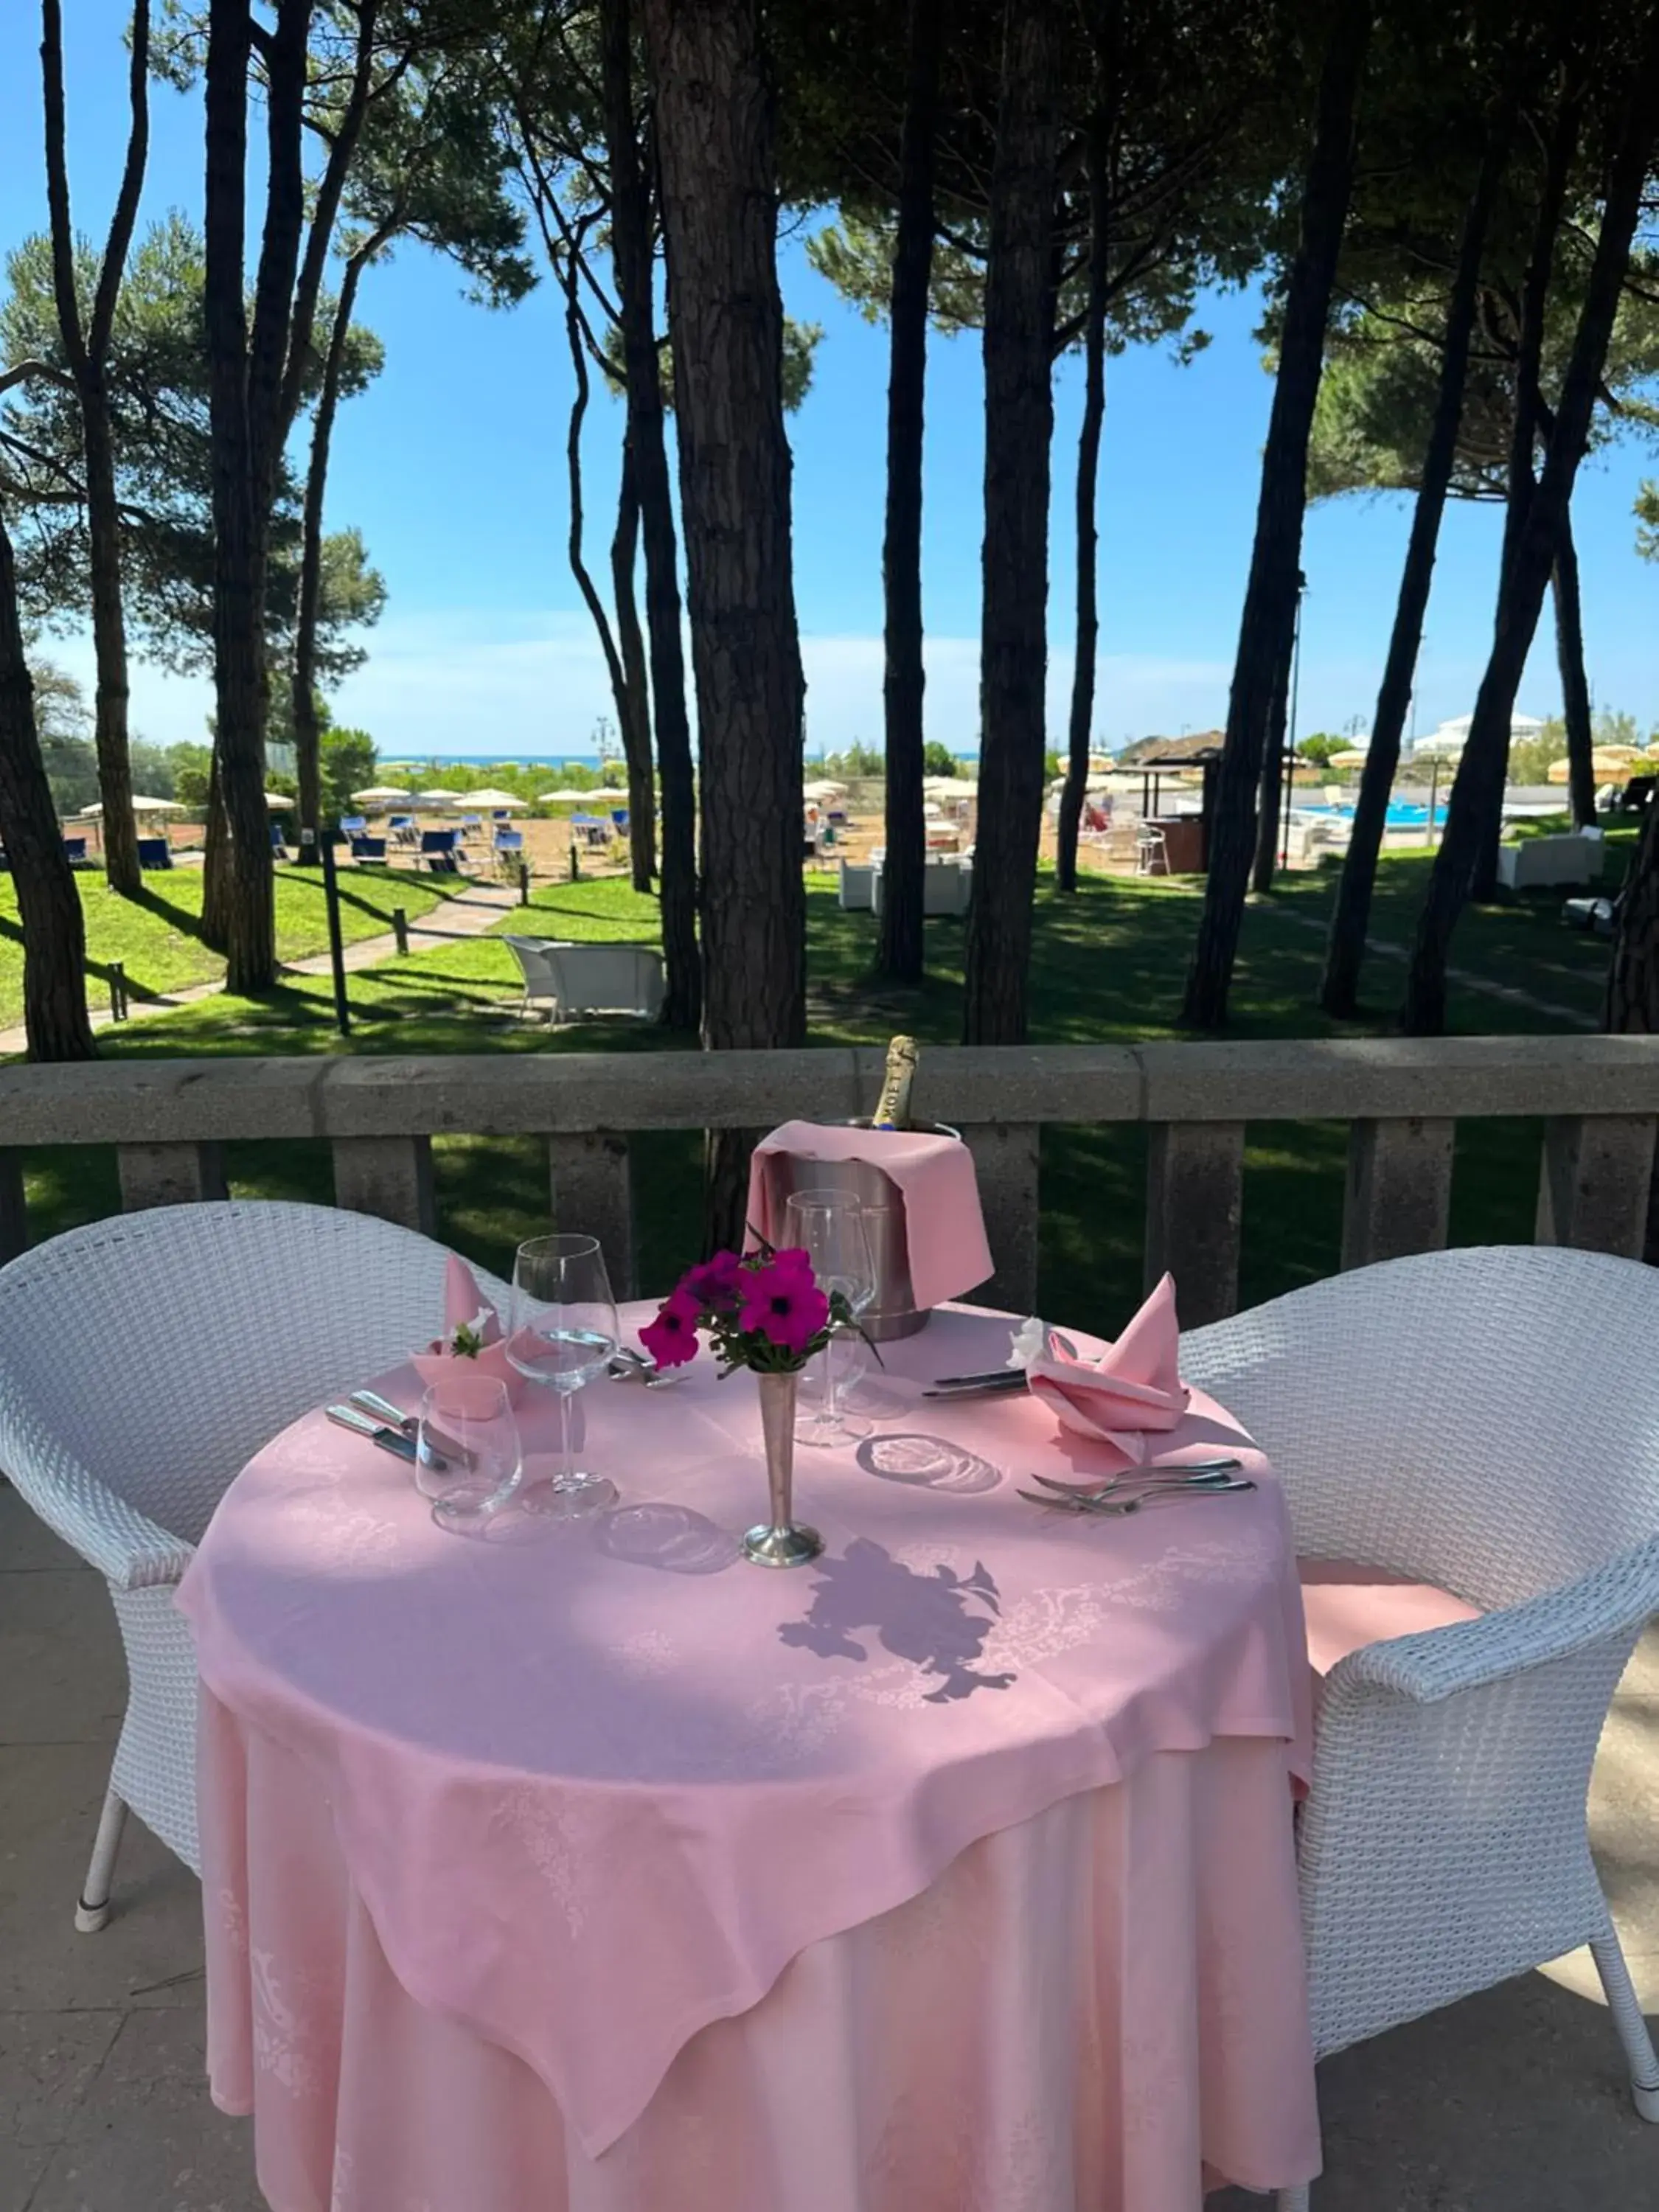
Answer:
1024, 1272, 1190, 1469
745, 1120, 992, 1310
444, 1253, 501, 1343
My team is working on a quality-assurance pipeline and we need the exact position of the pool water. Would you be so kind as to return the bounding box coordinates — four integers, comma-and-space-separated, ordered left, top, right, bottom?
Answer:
1298, 801, 1447, 831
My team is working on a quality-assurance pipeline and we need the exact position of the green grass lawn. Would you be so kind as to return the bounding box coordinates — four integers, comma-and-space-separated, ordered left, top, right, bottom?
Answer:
13, 844, 1626, 1324
0, 861, 453, 1033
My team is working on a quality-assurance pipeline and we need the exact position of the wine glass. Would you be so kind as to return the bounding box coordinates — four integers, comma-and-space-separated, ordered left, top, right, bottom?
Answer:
417, 1373, 524, 1529
507, 1235, 619, 1517
785, 1189, 876, 1447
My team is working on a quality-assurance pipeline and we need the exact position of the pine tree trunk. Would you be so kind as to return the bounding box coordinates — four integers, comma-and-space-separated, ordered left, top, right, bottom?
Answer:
83, 395, 142, 896
601, 0, 700, 1032
1405, 16, 1659, 1034
1605, 797, 1659, 1032
1057, 83, 1111, 898
205, 0, 297, 996
40, 0, 149, 898
1251, 630, 1293, 895
1553, 507, 1596, 829
201, 756, 232, 951
1321, 91, 1512, 1016
644, 0, 807, 1248
292, 251, 366, 864
0, 506, 96, 1061
1179, 2, 1372, 1029
877, 0, 942, 981
611, 446, 658, 890
1470, 60, 1580, 903
961, 0, 1063, 1046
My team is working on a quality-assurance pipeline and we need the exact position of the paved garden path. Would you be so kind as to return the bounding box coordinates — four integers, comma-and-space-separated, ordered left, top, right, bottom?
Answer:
0, 878, 519, 1057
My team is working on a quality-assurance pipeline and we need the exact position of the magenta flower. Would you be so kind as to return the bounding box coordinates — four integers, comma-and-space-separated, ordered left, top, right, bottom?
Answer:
684, 1250, 745, 1309
640, 1287, 702, 1369
740, 1256, 830, 1354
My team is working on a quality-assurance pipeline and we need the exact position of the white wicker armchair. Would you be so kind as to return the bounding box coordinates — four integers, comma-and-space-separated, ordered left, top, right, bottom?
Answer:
1183, 1245, 1659, 2210
0, 1201, 510, 1931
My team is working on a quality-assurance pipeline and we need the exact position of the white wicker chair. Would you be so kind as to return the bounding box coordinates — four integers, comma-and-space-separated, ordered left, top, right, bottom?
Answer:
1182, 1246, 1659, 2210
0, 1201, 511, 1931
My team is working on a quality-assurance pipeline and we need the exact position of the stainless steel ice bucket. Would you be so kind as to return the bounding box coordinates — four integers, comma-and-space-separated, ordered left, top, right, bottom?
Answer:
757, 1119, 961, 1340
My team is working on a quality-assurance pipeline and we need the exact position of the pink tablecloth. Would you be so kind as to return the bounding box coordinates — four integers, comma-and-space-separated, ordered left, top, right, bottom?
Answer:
179, 1304, 1319, 2208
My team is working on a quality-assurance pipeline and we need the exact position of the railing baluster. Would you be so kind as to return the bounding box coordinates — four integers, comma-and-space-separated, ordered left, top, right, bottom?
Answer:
1144, 1121, 1243, 1326
1535, 1114, 1657, 1259
547, 1132, 636, 1298
116, 1141, 228, 1211
1341, 1117, 1454, 1270
961, 1122, 1040, 1313
0, 1150, 27, 1263
332, 1135, 436, 1234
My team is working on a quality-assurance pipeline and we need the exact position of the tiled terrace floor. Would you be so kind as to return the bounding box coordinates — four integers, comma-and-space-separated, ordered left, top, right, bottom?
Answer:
3, 1482, 1656, 2211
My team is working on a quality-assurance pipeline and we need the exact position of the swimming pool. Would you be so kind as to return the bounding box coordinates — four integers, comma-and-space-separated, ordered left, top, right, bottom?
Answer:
1297, 800, 1448, 831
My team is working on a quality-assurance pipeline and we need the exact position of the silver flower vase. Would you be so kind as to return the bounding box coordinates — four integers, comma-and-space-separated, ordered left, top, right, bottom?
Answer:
743, 1369, 824, 1569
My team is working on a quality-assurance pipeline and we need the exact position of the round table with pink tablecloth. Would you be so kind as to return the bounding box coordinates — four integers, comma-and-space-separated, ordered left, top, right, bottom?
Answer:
176, 1302, 1321, 2212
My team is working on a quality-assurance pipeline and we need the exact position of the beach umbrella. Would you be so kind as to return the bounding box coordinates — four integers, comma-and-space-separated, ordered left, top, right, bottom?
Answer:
459, 787, 526, 810
351, 784, 411, 804
802, 778, 846, 800
586, 785, 629, 801
922, 775, 976, 795
537, 787, 587, 803
1329, 749, 1369, 769
264, 791, 294, 809
79, 793, 180, 817
414, 788, 461, 807
1547, 750, 1639, 784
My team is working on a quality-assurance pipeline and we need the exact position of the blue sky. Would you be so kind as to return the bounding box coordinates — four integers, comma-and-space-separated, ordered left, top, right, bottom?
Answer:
3, 13, 1656, 760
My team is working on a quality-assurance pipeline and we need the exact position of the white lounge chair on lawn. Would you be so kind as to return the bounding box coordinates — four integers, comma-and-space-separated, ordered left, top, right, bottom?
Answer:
0, 1203, 511, 1928
504, 936, 664, 1023
1183, 1245, 1659, 2210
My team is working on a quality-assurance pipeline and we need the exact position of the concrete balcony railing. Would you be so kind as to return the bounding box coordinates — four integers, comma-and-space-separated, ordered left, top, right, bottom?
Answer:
1, 1034, 1657, 1324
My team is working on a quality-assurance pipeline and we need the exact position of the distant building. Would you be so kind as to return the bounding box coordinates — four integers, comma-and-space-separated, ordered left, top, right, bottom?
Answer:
1409, 712, 1543, 762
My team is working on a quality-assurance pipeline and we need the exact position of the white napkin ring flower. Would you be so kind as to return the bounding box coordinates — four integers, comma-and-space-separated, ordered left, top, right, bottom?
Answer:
1007, 1315, 1048, 1370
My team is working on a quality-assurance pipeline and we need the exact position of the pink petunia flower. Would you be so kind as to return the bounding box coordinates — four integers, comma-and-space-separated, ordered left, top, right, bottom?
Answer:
684, 1250, 745, 1308
739, 1258, 830, 1355
640, 1287, 703, 1369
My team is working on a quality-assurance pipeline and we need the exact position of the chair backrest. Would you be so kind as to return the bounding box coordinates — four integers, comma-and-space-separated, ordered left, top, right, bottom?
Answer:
495, 830, 524, 852
270, 823, 287, 851
341, 815, 367, 833
389, 814, 413, 829
504, 933, 560, 999
544, 941, 664, 1017
136, 837, 173, 870
0, 1202, 511, 1550
421, 828, 456, 853
62, 837, 88, 862
350, 835, 388, 858
611, 810, 629, 829
1182, 1246, 1659, 1609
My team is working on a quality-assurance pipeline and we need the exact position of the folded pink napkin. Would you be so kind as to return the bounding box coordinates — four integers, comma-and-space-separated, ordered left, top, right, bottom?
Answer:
443, 1254, 502, 1347
1023, 1273, 1189, 1466
745, 1121, 993, 1312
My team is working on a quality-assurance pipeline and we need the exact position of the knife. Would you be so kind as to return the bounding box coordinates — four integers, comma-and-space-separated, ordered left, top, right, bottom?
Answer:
924, 1369, 1028, 1398
326, 1402, 428, 1467
348, 1389, 473, 1467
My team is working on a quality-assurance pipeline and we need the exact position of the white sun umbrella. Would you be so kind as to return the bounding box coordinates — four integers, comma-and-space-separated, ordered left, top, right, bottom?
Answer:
537, 787, 588, 804
414, 788, 462, 808
457, 787, 526, 810
802, 779, 846, 801
351, 784, 411, 805
586, 785, 630, 801
80, 793, 180, 817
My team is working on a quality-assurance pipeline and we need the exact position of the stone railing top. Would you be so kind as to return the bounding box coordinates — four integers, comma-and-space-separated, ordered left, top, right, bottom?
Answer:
1, 1033, 1656, 1149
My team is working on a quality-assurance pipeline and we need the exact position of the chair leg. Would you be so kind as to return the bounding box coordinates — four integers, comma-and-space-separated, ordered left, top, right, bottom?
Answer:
75, 1786, 129, 1933
1275, 2187, 1311, 2211
1590, 1927, 1659, 2121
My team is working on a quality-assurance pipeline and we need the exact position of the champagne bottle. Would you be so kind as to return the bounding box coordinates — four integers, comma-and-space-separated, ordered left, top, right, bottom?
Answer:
872, 1034, 919, 1130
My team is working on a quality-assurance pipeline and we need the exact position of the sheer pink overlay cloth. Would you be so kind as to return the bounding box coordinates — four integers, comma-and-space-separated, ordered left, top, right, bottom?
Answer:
179, 1304, 1319, 2207
745, 1121, 993, 1308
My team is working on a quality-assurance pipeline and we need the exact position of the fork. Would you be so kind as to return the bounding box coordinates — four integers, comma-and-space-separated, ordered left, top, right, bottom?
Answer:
1026, 1460, 1242, 1503
1018, 1476, 1256, 1515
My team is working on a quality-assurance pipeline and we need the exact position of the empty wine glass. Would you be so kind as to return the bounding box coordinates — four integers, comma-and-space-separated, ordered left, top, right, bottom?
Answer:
508, 1234, 620, 1517
785, 1189, 876, 1447
418, 1373, 524, 1530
